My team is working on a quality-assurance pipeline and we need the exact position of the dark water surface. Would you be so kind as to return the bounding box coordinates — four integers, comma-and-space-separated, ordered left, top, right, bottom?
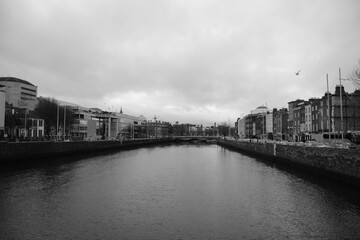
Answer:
1, 144, 360, 239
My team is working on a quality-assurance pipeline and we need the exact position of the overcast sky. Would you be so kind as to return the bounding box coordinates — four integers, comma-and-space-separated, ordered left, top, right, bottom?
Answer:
1, 0, 360, 125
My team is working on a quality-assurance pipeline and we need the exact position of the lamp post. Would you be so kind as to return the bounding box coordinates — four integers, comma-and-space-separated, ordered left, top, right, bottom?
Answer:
318, 109, 323, 134
56, 104, 59, 141
24, 108, 28, 138
63, 106, 66, 141
338, 68, 351, 143
326, 74, 331, 143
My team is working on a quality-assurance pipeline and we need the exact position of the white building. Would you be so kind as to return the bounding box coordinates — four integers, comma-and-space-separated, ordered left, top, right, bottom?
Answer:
266, 112, 273, 136
237, 118, 246, 138
251, 105, 268, 115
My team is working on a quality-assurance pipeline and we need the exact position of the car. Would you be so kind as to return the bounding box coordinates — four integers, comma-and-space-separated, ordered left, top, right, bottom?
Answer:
305, 140, 317, 147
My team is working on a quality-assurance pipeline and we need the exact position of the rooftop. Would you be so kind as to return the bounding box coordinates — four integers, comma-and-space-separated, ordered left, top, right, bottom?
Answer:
0, 77, 35, 87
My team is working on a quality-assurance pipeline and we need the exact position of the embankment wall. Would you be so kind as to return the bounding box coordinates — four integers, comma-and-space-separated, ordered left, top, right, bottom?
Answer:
218, 140, 360, 186
0, 138, 170, 164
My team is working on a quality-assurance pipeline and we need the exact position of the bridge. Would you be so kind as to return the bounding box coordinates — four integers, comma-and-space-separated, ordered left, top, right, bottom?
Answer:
171, 136, 218, 142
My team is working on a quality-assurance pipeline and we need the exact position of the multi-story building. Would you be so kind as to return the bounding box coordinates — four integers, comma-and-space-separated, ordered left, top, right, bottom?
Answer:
244, 114, 256, 138
311, 98, 321, 134
305, 102, 312, 134
19, 117, 45, 138
293, 105, 301, 141
0, 77, 38, 111
70, 105, 147, 140
266, 111, 273, 139
331, 85, 360, 134
318, 92, 331, 133
237, 117, 246, 139
273, 108, 288, 141
288, 99, 304, 141
146, 120, 171, 138
244, 106, 268, 139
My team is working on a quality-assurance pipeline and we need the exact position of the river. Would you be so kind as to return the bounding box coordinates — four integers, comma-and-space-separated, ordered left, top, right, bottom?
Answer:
1, 143, 360, 239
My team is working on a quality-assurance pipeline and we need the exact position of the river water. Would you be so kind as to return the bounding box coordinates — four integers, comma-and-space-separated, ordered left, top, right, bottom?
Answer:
1, 144, 360, 239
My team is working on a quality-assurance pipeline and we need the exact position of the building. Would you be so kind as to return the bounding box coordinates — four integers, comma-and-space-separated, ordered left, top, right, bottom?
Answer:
288, 99, 304, 141
0, 84, 5, 138
146, 120, 171, 138
266, 111, 273, 139
305, 102, 312, 135
0, 77, 38, 111
320, 92, 332, 133
69, 105, 147, 140
273, 108, 288, 141
244, 106, 269, 139
331, 85, 360, 134
237, 117, 246, 139
70, 105, 98, 140
19, 117, 45, 138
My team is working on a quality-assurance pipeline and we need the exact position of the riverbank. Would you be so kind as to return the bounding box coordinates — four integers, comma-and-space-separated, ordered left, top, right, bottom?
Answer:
218, 139, 360, 186
0, 138, 172, 165
3, 138, 359, 187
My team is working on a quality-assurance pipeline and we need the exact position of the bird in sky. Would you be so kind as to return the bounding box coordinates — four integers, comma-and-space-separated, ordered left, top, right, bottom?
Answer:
295, 70, 301, 75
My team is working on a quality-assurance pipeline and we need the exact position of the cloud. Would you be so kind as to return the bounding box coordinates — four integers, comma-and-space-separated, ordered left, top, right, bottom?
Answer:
1, 0, 360, 125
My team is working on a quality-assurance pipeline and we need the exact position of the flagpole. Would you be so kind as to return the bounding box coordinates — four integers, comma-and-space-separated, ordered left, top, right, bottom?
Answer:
63, 106, 66, 140
326, 74, 330, 143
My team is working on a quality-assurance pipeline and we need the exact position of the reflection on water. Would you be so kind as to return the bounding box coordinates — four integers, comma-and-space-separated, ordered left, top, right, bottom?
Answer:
1, 144, 360, 239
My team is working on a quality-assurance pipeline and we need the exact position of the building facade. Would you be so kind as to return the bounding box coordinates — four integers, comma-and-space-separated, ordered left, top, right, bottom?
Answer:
70, 105, 147, 140
288, 99, 304, 141
237, 117, 246, 139
266, 111, 273, 139
273, 108, 288, 141
0, 77, 38, 111
331, 86, 360, 134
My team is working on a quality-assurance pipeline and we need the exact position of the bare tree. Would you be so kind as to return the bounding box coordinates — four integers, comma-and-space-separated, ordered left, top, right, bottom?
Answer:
349, 60, 360, 89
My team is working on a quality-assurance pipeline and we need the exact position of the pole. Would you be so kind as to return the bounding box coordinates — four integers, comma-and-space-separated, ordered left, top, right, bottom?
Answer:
327, 74, 330, 143
63, 106, 66, 140
319, 111, 323, 134
24, 108, 27, 138
56, 104, 59, 141
339, 68, 344, 143
263, 113, 265, 139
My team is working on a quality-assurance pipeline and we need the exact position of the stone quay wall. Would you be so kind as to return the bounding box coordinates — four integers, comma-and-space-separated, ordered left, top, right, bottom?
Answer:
0, 138, 171, 164
218, 140, 360, 186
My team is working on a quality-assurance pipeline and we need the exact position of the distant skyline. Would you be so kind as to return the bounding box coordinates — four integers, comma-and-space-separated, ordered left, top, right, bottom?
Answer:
1, 0, 359, 125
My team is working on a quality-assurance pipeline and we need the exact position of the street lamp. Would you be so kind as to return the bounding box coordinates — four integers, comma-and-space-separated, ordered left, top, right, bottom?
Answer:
317, 110, 323, 134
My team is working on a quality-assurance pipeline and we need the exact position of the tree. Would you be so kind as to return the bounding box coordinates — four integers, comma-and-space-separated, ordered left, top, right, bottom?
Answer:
349, 60, 360, 89
4, 103, 25, 139
34, 97, 75, 137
